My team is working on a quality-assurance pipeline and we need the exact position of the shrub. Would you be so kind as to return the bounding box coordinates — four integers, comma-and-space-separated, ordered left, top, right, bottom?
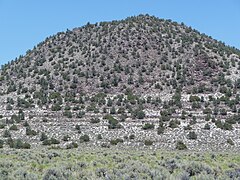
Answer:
42, 138, 60, 145
0, 139, 4, 148
51, 138, 60, 144
184, 125, 192, 130
23, 121, 29, 127
0, 124, 5, 129
203, 123, 210, 130
26, 127, 38, 136
220, 108, 227, 116
176, 141, 187, 150
157, 122, 165, 134
144, 140, 153, 146
203, 108, 212, 114
129, 134, 135, 139
110, 138, 123, 145
77, 111, 85, 118
184, 162, 213, 177
75, 124, 81, 130
40, 132, 48, 141
66, 142, 78, 149
132, 108, 145, 119
80, 135, 90, 143
8, 138, 31, 149
11, 114, 20, 123
104, 114, 121, 129
9, 124, 18, 131
42, 139, 52, 146
227, 138, 234, 145
62, 135, 71, 141
3, 130, 11, 138
97, 134, 102, 140
6, 104, 13, 110
90, 118, 100, 123
43, 168, 67, 180
189, 95, 201, 102
160, 115, 171, 122
63, 110, 72, 118
187, 131, 197, 140
169, 119, 180, 128
51, 104, 61, 111
75, 124, 82, 133
142, 123, 154, 130
222, 122, 233, 130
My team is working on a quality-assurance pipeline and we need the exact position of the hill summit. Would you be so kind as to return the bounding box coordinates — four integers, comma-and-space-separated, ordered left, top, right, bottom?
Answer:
0, 14, 240, 150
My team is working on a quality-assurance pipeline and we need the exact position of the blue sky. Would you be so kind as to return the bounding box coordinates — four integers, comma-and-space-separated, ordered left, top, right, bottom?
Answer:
0, 0, 239, 65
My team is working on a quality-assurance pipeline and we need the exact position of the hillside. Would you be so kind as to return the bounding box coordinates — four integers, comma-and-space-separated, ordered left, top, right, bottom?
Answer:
0, 14, 240, 150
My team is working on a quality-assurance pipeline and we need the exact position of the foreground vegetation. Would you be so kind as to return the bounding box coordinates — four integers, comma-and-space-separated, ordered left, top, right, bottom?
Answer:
0, 147, 239, 179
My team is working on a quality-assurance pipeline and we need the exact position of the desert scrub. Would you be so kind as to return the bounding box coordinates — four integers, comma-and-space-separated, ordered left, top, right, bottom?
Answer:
0, 148, 239, 179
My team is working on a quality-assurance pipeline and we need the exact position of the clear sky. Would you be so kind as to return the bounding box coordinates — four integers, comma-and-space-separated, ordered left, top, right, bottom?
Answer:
0, 0, 239, 65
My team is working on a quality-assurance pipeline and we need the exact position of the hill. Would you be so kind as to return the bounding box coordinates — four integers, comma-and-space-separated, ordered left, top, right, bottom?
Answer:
0, 14, 240, 150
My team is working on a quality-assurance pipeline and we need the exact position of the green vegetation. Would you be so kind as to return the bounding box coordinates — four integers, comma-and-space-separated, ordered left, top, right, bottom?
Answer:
104, 114, 121, 129
176, 141, 187, 150
110, 138, 124, 145
80, 134, 90, 143
0, 148, 238, 179
142, 123, 154, 130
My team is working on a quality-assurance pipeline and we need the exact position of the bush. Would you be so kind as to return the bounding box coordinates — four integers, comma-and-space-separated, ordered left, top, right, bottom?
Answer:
189, 95, 201, 102
132, 108, 145, 119
51, 138, 60, 144
3, 130, 11, 138
110, 138, 123, 145
187, 131, 197, 140
42, 138, 60, 145
23, 121, 29, 127
157, 122, 165, 134
62, 135, 71, 141
104, 114, 121, 129
142, 123, 154, 130
51, 104, 61, 111
6, 104, 13, 110
184, 162, 213, 177
12, 168, 38, 179
97, 134, 102, 140
26, 127, 38, 136
203, 108, 212, 114
40, 132, 48, 141
63, 110, 72, 118
43, 168, 67, 180
176, 141, 187, 150
169, 119, 180, 128
184, 125, 192, 130
80, 135, 90, 143
0, 139, 4, 148
203, 123, 210, 130
77, 111, 85, 118
129, 134, 135, 139
222, 122, 233, 130
144, 140, 153, 146
9, 124, 18, 131
220, 108, 227, 116
75, 124, 81, 130
42, 139, 52, 146
227, 138, 234, 145
7, 138, 31, 149
75, 124, 81, 133
66, 142, 78, 149
0, 124, 5, 129
90, 118, 100, 123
